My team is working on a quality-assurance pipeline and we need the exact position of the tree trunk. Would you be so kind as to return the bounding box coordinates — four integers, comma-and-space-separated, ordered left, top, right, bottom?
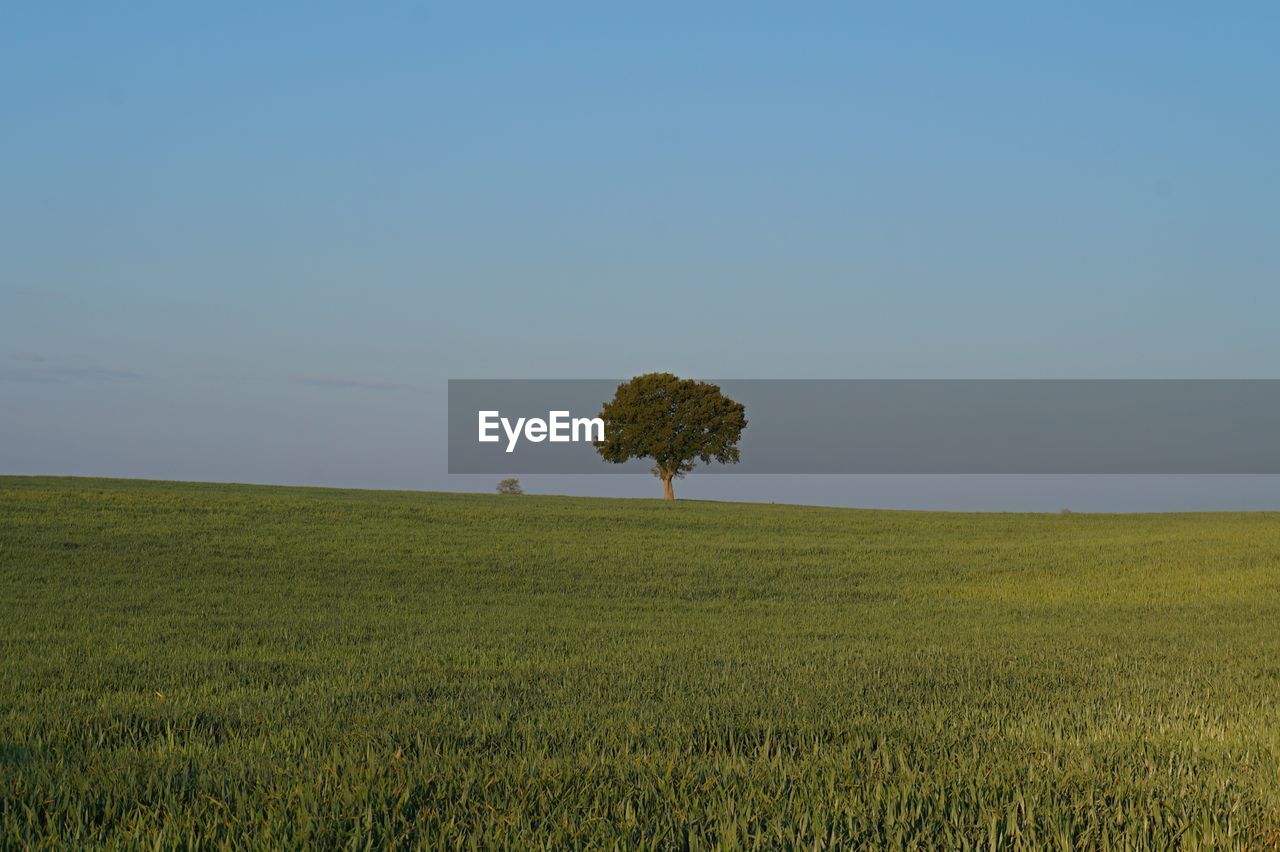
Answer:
661, 472, 675, 500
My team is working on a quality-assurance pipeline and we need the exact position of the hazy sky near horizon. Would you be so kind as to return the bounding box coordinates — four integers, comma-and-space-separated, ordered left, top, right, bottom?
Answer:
3, 3, 1280, 509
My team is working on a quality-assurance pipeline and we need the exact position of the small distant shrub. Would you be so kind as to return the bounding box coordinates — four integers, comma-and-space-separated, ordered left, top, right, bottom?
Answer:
1059, 508, 1074, 515
496, 478, 524, 495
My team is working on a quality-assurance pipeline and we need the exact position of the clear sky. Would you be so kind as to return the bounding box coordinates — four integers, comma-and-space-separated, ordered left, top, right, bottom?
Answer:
3, 3, 1279, 509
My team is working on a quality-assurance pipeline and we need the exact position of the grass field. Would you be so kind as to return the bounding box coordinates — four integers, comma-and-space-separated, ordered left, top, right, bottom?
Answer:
1, 476, 1279, 848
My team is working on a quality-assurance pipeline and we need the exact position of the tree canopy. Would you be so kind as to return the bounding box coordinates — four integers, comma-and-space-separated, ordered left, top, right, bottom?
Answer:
595, 373, 746, 499
495, 478, 523, 495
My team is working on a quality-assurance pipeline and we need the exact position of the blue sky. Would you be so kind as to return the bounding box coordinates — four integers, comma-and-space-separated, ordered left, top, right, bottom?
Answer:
3, 3, 1279, 508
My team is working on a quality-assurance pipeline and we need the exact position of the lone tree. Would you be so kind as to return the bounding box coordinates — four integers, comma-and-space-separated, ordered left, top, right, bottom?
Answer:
495, 478, 523, 495
595, 373, 746, 500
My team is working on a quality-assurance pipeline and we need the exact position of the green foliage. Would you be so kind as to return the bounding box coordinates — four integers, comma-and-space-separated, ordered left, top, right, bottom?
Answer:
595, 374, 746, 493
2, 476, 1279, 848
495, 478, 523, 495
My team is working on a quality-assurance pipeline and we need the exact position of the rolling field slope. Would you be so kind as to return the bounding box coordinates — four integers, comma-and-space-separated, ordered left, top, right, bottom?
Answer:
2, 477, 1279, 847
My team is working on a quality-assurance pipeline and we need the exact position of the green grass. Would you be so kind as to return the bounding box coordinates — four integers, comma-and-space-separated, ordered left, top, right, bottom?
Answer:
2, 476, 1279, 849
